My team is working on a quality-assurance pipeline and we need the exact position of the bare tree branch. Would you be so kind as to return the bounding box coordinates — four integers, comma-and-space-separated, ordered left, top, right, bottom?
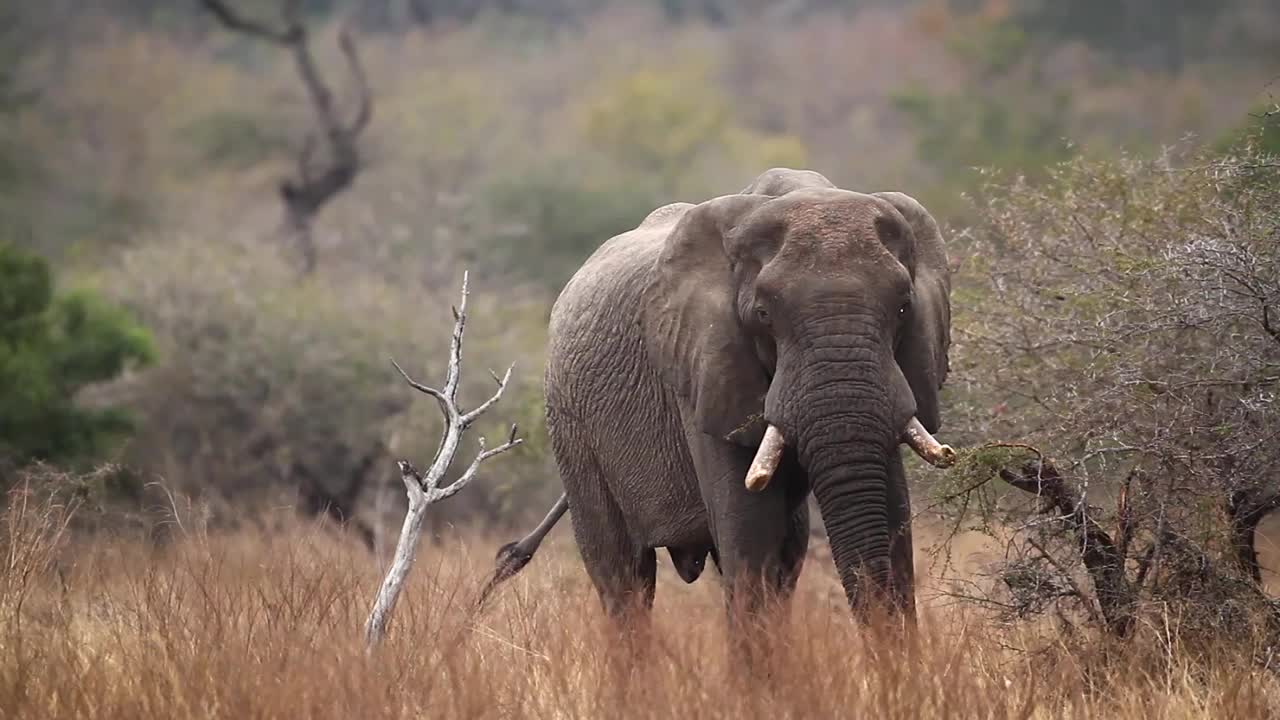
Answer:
297, 132, 317, 183
461, 365, 515, 428
199, 0, 295, 43
199, 0, 372, 275
338, 28, 372, 134
1262, 304, 1280, 346
390, 357, 448, 417
432, 427, 523, 503
998, 456, 1136, 638
364, 273, 522, 650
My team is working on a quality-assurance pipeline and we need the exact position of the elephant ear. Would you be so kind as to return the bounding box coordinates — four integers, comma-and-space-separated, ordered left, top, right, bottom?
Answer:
740, 167, 836, 196
642, 194, 774, 446
874, 192, 951, 433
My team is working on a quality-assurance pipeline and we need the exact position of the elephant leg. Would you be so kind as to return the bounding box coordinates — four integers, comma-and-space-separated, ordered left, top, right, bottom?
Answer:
572, 496, 657, 623
778, 499, 810, 600
554, 432, 657, 628
886, 452, 917, 622
684, 429, 793, 626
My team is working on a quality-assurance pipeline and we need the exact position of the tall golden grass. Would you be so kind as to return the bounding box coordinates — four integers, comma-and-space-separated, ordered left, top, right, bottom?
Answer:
2, 480, 1277, 719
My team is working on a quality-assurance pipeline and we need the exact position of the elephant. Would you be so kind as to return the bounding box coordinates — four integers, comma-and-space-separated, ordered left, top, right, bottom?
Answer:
484, 167, 956, 633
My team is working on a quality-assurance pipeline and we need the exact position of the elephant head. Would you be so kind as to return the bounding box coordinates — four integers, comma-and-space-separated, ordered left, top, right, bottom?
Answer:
643, 168, 952, 614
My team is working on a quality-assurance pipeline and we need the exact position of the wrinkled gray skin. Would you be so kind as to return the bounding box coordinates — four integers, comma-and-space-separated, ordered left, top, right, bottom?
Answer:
489, 168, 951, 630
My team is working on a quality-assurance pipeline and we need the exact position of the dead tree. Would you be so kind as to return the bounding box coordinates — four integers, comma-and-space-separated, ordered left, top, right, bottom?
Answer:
997, 455, 1138, 638
200, 0, 372, 274
964, 444, 1280, 653
364, 272, 522, 649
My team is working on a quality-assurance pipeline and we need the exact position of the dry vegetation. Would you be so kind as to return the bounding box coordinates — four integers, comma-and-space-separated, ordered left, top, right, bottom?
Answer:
3, 477, 1279, 719
5, 2, 1280, 716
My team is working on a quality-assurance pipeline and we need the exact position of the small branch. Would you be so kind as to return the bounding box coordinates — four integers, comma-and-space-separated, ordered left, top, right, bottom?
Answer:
390, 357, 448, 417
1026, 536, 1106, 629
1262, 304, 1280, 346
461, 364, 515, 428
431, 430, 523, 503
1116, 468, 1138, 561
443, 271, 470, 402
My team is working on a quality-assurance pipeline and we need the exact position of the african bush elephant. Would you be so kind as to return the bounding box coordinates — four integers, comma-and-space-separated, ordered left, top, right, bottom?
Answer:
487, 168, 955, 631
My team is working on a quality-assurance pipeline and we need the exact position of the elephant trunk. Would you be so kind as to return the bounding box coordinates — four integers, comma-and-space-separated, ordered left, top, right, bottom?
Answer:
775, 322, 901, 616
803, 417, 896, 615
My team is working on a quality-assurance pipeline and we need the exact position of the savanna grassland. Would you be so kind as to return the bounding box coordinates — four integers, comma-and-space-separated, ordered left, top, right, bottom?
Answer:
4, 483, 1280, 720
4, 2, 1280, 718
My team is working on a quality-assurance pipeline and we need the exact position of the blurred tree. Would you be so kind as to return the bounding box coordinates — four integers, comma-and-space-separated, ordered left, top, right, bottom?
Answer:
87, 0, 337, 26
1214, 99, 1280, 157
893, 10, 1075, 218
1002, 0, 1274, 72
199, 0, 373, 275
580, 61, 808, 195
0, 242, 155, 475
657, 0, 891, 25
479, 168, 660, 292
0, 8, 40, 248
581, 63, 729, 185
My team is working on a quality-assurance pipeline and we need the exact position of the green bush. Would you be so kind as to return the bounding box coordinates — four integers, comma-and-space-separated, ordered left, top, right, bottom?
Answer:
0, 242, 155, 473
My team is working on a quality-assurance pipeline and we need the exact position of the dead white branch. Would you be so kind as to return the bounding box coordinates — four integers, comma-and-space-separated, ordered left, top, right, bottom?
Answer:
364, 272, 522, 649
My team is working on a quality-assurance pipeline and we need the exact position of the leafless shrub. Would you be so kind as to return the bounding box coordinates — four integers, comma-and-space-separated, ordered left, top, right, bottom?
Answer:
0, 466, 85, 629
930, 140, 1280, 667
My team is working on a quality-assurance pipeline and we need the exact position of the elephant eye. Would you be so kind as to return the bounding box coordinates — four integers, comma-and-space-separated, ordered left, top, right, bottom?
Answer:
755, 306, 771, 325
898, 299, 911, 317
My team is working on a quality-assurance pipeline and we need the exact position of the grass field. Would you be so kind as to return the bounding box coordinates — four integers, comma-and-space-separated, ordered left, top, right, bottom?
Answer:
2, 488, 1278, 719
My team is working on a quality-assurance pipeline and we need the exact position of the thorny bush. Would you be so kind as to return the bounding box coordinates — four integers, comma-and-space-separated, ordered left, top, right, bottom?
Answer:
930, 140, 1280, 667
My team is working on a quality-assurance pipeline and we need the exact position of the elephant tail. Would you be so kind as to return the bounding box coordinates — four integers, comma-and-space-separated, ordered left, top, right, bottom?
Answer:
475, 493, 569, 609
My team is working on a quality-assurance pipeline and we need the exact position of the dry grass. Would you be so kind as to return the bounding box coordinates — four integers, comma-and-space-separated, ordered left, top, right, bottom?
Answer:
2, 484, 1277, 719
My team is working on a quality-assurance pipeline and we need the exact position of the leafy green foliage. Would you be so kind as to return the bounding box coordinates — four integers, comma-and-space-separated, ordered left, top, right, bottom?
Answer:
0, 243, 154, 471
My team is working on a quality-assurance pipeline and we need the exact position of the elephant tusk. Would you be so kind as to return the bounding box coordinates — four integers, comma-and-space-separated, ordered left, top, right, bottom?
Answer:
745, 425, 786, 492
902, 417, 957, 468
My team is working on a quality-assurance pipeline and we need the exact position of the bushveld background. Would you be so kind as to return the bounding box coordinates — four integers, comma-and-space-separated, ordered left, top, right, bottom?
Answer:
1, 1, 1279, 717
